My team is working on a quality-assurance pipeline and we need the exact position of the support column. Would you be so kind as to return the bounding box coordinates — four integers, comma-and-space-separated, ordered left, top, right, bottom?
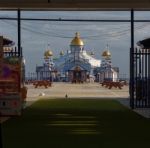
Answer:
0, 36, 3, 148
130, 9, 135, 109
17, 9, 22, 92
0, 36, 3, 67
17, 9, 21, 57
148, 49, 150, 106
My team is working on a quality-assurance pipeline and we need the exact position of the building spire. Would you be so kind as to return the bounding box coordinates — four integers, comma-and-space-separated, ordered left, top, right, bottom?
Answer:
106, 44, 109, 50
75, 32, 80, 38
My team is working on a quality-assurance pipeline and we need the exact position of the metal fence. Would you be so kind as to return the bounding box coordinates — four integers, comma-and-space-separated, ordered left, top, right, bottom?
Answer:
131, 47, 150, 108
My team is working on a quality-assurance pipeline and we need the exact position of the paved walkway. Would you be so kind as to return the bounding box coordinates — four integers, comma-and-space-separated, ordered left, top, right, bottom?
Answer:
26, 82, 129, 99
26, 82, 150, 118
118, 98, 150, 118
1, 82, 149, 121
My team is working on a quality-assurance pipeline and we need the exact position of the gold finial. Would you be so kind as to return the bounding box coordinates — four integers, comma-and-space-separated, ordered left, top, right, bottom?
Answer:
75, 32, 80, 38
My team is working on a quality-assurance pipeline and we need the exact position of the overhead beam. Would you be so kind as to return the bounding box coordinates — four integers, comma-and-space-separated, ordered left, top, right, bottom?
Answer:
1, 2, 150, 10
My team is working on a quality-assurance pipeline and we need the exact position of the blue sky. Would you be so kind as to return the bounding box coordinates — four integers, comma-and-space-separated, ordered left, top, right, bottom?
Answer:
1, 11, 150, 78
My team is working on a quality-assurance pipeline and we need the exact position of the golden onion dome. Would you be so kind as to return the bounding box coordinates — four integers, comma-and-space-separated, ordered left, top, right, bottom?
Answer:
101, 50, 111, 58
44, 50, 53, 57
46, 50, 53, 56
60, 50, 64, 56
70, 32, 84, 46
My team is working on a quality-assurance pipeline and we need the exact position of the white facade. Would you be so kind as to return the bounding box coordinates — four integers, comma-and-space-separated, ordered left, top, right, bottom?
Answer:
36, 33, 119, 82
55, 33, 101, 78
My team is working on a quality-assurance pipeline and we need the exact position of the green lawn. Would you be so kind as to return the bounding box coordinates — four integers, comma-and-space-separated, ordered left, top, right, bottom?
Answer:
2, 99, 150, 148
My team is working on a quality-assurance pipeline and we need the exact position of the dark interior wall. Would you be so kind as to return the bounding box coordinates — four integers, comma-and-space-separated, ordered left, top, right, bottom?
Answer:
0, 0, 150, 2
0, 0, 150, 9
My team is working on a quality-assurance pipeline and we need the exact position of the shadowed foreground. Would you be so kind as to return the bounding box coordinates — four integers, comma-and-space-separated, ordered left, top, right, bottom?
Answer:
2, 99, 150, 148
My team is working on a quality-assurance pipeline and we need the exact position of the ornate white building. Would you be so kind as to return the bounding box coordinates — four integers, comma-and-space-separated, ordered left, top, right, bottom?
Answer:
36, 50, 55, 81
54, 32, 101, 83
94, 48, 119, 82
36, 32, 119, 83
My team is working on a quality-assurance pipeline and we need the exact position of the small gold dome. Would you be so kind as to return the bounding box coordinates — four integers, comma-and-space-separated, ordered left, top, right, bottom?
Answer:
102, 50, 111, 58
44, 50, 53, 57
46, 50, 53, 56
60, 50, 64, 56
70, 32, 84, 46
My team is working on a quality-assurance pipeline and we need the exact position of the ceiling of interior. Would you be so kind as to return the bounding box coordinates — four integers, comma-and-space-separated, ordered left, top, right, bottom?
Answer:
0, 0, 150, 10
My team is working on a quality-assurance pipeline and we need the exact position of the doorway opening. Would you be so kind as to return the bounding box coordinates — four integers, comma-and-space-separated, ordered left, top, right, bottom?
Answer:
0, 10, 150, 117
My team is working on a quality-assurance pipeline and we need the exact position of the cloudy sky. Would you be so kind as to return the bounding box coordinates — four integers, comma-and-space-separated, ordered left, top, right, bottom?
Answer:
0, 11, 150, 79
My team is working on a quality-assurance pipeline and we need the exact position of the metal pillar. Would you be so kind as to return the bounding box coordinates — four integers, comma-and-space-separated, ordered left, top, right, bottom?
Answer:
0, 119, 2, 148
17, 9, 22, 94
17, 9, 21, 57
148, 49, 150, 106
130, 9, 135, 109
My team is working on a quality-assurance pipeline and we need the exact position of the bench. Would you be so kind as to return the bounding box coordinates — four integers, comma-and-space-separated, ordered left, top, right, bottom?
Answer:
33, 80, 52, 88
72, 79, 84, 84
101, 81, 124, 89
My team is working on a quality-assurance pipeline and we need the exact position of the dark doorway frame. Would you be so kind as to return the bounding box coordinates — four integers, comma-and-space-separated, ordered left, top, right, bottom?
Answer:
0, 9, 150, 109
